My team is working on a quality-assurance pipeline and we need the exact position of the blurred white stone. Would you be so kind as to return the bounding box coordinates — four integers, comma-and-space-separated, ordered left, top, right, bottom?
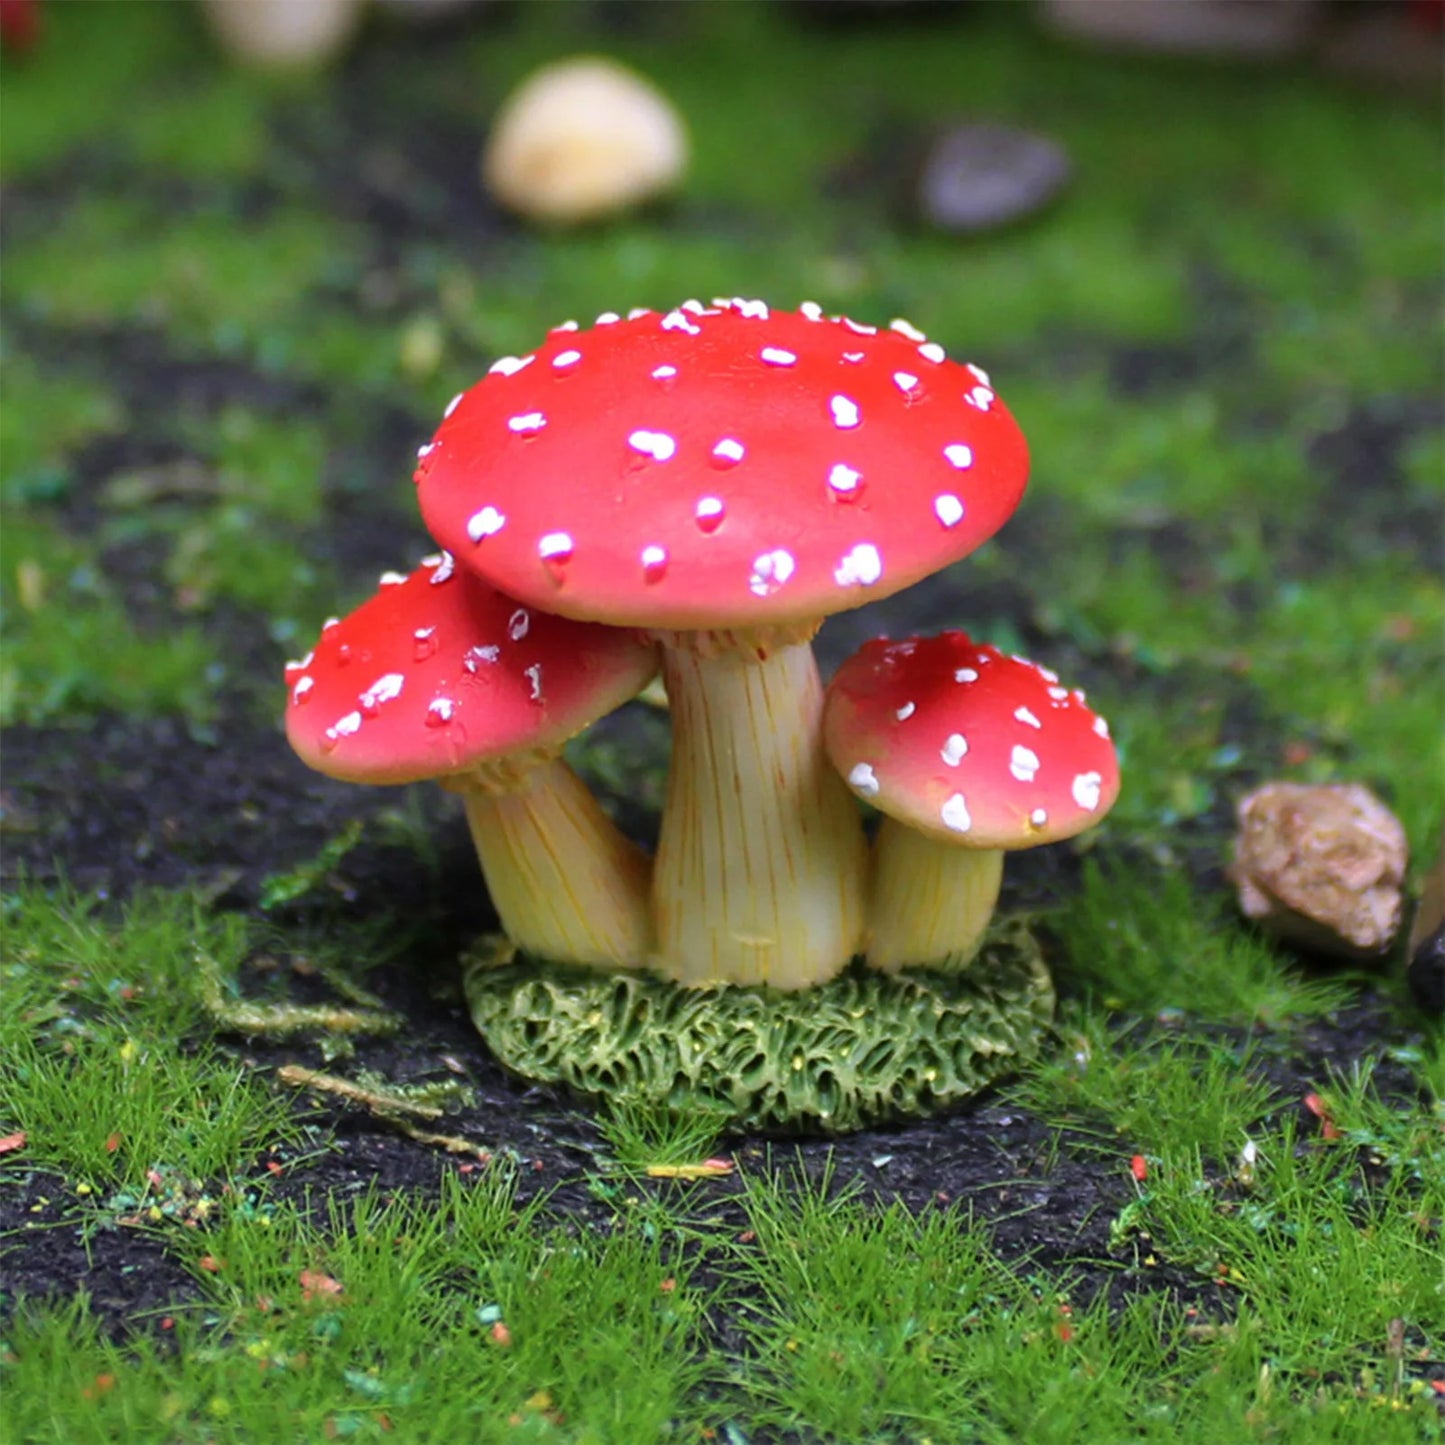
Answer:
201, 0, 364, 68
1230, 782, 1408, 959
483, 56, 689, 224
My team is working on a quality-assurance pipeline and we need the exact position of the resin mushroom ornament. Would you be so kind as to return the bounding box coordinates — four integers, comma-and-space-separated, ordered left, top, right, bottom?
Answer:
285, 555, 658, 968
416, 300, 1030, 990
824, 633, 1120, 973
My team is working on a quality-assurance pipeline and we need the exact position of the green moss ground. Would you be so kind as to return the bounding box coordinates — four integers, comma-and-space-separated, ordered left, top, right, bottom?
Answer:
1, 1, 1442, 1438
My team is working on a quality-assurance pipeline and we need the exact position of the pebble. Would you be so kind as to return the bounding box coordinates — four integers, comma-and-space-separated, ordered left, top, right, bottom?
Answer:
1039, 0, 1319, 58
1229, 782, 1408, 959
916, 123, 1071, 235
482, 56, 688, 225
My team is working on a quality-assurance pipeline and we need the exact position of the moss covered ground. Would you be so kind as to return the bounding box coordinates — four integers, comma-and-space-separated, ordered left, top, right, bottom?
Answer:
1, 2, 1442, 1439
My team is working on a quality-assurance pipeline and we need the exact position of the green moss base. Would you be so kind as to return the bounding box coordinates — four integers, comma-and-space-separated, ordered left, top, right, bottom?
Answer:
462, 921, 1055, 1134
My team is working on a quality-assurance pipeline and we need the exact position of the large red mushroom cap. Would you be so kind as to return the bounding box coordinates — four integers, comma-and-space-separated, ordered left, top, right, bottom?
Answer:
824, 632, 1120, 849
415, 300, 1028, 630
285, 554, 657, 785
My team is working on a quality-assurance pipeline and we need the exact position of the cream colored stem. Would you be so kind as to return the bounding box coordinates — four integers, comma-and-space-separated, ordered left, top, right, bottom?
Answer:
457, 755, 652, 969
865, 816, 1003, 974
652, 640, 867, 990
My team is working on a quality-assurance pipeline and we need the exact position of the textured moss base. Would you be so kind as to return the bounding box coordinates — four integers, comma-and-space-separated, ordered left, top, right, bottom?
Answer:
462, 921, 1055, 1134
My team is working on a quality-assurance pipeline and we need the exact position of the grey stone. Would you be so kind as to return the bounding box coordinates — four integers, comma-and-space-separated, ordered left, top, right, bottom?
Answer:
917, 123, 1071, 235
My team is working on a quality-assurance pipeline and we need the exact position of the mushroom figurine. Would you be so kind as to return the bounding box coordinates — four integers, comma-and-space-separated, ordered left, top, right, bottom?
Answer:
415, 300, 1029, 990
824, 633, 1120, 973
285, 555, 658, 968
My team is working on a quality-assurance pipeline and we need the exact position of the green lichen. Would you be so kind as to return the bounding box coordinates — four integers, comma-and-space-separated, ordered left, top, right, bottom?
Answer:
463, 921, 1055, 1134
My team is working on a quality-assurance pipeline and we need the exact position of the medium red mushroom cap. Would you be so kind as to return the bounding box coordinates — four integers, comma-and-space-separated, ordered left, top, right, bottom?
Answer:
285, 554, 657, 785
415, 300, 1028, 630
824, 632, 1120, 849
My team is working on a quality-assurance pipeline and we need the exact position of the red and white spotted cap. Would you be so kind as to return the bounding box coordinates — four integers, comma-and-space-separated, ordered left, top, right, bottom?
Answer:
414, 300, 1028, 630
284, 554, 658, 785
823, 632, 1119, 849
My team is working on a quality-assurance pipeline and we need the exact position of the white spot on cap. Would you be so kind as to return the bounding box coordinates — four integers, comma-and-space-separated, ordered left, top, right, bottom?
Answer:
841, 351, 865, 363
427, 697, 455, 722
331, 711, 362, 738
734, 298, 769, 319
966, 385, 995, 411
467, 506, 506, 542
934, 494, 965, 528
651, 364, 678, 380
893, 371, 920, 394
1030, 808, 1048, 827
629, 429, 677, 462
321, 617, 340, 632
464, 645, 499, 671
834, 543, 883, 588
1038, 665, 1060, 683
414, 627, 435, 642
508, 609, 530, 641
918, 342, 946, 364
941, 733, 968, 766
799, 301, 823, 321
1073, 772, 1103, 811
695, 496, 725, 526
629, 307, 651, 319
538, 532, 573, 560
524, 663, 543, 701
641, 544, 668, 581
841, 316, 877, 335
890, 318, 926, 342
596, 311, 621, 324
1010, 745, 1040, 782
291, 676, 314, 703
285, 651, 315, 675
681, 299, 705, 314
848, 762, 879, 796
1048, 686, 1070, 701
1015, 706, 1042, 729
895, 700, 916, 721
968, 363, 993, 387
554, 319, 579, 332
760, 346, 797, 367
828, 463, 862, 495
444, 392, 464, 417
661, 309, 700, 335
943, 443, 974, 470
955, 667, 978, 683
712, 437, 746, 465
360, 674, 404, 709
749, 549, 796, 597
508, 411, 547, 434
489, 355, 533, 377
552, 349, 582, 369
378, 571, 406, 587
416, 442, 435, 460
830, 395, 861, 429
429, 552, 455, 585
1094, 716, 1111, 740
941, 793, 972, 833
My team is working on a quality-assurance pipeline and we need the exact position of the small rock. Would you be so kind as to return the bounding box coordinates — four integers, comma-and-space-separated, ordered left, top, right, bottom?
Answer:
916, 123, 1071, 235
200, 0, 364, 69
482, 56, 688, 225
1229, 782, 1408, 959
1039, 0, 1319, 58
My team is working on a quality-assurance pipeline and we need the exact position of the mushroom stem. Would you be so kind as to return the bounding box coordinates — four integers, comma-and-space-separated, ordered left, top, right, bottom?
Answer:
652, 637, 867, 990
452, 756, 653, 969
865, 816, 1003, 973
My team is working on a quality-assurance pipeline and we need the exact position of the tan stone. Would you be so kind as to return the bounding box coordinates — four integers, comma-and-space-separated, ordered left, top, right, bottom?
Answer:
483, 57, 688, 224
1229, 782, 1407, 958
201, 0, 363, 68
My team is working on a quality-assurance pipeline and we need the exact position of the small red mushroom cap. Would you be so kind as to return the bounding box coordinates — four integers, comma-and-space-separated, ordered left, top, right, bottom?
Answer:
823, 632, 1120, 849
415, 300, 1028, 630
285, 555, 657, 785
